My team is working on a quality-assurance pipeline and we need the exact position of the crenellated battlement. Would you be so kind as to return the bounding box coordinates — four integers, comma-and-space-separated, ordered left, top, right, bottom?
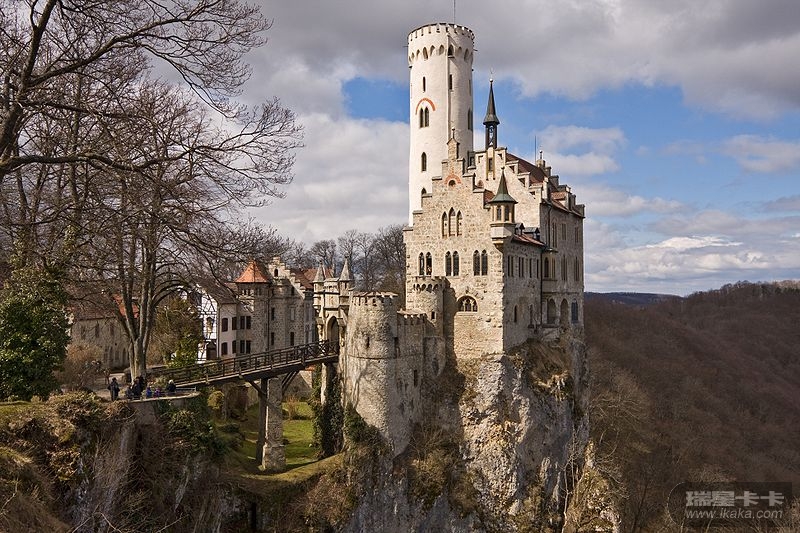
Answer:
349, 292, 400, 309
408, 23, 474, 43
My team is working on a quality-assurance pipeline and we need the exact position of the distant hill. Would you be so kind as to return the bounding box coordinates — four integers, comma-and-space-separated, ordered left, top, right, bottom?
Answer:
585, 291, 678, 306
586, 281, 800, 531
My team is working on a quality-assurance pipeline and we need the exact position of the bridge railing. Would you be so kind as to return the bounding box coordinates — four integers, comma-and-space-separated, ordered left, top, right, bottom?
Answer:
152, 340, 339, 386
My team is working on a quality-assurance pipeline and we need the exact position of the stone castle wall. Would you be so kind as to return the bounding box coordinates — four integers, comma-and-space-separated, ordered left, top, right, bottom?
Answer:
341, 293, 426, 451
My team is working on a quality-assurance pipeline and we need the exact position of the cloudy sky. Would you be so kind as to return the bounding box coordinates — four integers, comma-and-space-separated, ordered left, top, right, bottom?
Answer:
238, 0, 800, 295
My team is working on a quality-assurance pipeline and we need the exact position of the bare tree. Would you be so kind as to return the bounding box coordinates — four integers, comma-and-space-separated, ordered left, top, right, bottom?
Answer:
309, 239, 338, 274
0, 1, 302, 380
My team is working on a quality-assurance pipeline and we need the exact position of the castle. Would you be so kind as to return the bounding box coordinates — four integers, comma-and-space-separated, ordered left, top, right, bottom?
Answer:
194, 23, 584, 459
314, 23, 585, 451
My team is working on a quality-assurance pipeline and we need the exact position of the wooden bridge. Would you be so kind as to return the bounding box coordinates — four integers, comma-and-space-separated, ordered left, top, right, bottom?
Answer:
152, 340, 339, 389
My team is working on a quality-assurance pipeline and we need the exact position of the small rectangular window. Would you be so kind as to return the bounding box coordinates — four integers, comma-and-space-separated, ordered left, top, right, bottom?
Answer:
232, 317, 237, 330
290, 332, 295, 346
221, 318, 228, 332
246, 315, 252, 329
245, 340, 251, 354
221, 342, 228, 356
270, 332, 275, 346
232, 341, 237, 354
270, 307, 276, 321
240, 340, 245, 354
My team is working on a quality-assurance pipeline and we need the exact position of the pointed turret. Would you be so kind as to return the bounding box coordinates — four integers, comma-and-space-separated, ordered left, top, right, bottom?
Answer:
488, 170, 517, 244
339, 258, 352, 282
488, 171, 516, 206
314, 263, 325, 283
483, 79, 500, 149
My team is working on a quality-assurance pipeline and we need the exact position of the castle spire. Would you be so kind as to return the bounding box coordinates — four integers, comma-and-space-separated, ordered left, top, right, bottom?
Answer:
314, 262, 325, 282
483, 79, 500, 149
339, 258, 352, 282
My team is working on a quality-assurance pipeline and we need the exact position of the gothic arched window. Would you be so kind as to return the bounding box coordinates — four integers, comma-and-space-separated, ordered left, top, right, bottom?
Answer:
448, 208, 456, 236
425, 252, 432, 275
473, 250, 480, 275
441, 212, 448, 237
453, 251, 460, 276
481, 250, 488, 275
418, 253, 425, 276
456, 211, 462, 235
445, 252, 452, 276
458, 296, 477, 312
421, 152, 427, 171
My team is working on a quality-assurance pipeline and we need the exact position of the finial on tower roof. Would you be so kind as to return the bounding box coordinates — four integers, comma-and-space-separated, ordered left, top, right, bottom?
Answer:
483, 79, 500, 149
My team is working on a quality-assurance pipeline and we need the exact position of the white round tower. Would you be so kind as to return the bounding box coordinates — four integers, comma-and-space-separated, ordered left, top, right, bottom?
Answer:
407, 23, 475, 223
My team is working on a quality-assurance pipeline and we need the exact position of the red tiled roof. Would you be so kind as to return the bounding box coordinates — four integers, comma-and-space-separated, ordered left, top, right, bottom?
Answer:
506, 153, 546, 183
235, 260, 271, 283
511, 233, 545, 247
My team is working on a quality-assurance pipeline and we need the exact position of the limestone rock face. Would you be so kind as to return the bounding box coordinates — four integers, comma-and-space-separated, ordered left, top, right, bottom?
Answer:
343, 335, 592, 533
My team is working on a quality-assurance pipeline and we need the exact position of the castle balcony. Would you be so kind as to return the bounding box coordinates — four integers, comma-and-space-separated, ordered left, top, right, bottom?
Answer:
541, 279, 560, 294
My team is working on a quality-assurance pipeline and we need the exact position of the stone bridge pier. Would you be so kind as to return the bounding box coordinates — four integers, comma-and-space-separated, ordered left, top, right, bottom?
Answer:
250, 377, 284, 472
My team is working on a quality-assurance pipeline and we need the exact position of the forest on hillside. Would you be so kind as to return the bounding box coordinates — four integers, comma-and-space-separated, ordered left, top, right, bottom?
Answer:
586, 282, 800, 531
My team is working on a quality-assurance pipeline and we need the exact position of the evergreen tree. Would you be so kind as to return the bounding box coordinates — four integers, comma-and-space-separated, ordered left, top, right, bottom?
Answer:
0, 268, 70, 400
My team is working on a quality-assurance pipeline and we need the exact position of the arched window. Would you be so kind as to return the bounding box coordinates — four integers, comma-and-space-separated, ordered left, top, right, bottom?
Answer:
445, 252, 452, 276
418, 253, 425, 275
561, 256, 567, 280
448, 208, 456, 236
423, 107, 430, 127
423, 48, 429, 60
574, 257, 580, 282
543, 258, 550, 279
481, 250, 488, 275
419, 108, 424, 128
458, 296, 477, 312
425, 252, 432, 275
571, 302, 579, 323
422, 76, 426, 92
453, 251, 460, 275
441, 212, 448, 237
467, 108, 473, 131
473, 250, 480, 275
421, 152, 427, 171
447, 45, 454, 57
456, 211, 462, 235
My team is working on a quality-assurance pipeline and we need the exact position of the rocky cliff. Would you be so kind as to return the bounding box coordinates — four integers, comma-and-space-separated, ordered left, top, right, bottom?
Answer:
341, 333, 610, 532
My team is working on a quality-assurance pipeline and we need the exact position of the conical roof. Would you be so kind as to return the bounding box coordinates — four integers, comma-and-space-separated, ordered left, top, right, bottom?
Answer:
487, 171, 517, 204
314, 263, 325, 282
483, 79, 500, 126
339, 258, 352, 281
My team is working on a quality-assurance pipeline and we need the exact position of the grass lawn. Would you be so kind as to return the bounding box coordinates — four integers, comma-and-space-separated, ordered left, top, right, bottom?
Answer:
227, 400, 318, 473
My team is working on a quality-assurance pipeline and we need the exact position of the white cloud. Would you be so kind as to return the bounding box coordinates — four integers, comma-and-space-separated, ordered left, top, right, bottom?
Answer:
763, 195, 800, 212
532, 125, 625, 176
723, 135, 800, 173
251, 113, 408, 243
580, 183, 684, 217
